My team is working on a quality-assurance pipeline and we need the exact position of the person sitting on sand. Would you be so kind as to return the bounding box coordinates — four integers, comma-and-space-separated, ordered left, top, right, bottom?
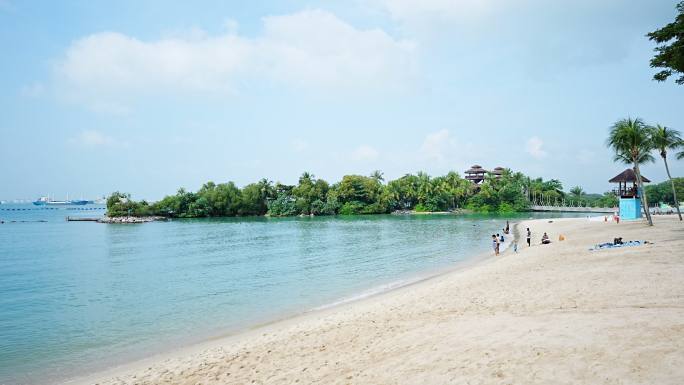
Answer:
499, 233, 504, 243
541, 232, 551, 245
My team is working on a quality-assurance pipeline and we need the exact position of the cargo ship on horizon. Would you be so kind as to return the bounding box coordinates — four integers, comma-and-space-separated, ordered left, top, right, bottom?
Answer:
33, 196, 91, 206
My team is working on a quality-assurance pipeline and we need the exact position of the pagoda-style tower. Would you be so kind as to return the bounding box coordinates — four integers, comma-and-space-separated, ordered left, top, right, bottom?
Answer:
464, 165, 487, 184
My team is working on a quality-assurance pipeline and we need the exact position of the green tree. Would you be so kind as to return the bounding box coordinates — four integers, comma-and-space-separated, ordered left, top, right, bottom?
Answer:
645, 178, 684, 207
292, 172, 329, 215
606, 117, 655, 225
570, 186, 584, 198
267, 186, 298, 216
650, 124, 683, 220
335, 175, 387, 214
387, 174, 420, 210
370, 170, 384, 182
239, 182, 270, 216
647, 1, 684, 84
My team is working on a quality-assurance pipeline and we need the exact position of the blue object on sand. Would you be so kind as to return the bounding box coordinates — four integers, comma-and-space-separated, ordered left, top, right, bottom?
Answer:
590, 240, 646, 251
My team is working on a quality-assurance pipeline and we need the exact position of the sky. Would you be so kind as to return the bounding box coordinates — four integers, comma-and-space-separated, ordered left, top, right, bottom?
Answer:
0, 0, 682, 201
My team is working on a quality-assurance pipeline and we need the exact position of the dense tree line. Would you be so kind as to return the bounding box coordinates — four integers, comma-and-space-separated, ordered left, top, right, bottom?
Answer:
645, 178, 684, 206
105, 169, 599, 218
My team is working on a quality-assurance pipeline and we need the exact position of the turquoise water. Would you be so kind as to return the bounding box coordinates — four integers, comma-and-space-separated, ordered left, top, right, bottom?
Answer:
0, 205, 584, 384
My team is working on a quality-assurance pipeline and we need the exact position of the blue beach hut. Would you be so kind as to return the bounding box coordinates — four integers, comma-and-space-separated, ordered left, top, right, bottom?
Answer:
609, 168, 650, 220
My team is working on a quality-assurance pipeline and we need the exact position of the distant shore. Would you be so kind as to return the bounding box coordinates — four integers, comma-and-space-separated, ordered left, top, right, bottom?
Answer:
66, 216, 684, 384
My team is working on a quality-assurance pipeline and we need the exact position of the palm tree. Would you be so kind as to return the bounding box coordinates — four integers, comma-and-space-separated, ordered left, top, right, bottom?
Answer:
650, 124, 683, 220
606, 117, 655, 226
677, 139, 684, 160
370, 170, 384, 182
570, 186, 584, 198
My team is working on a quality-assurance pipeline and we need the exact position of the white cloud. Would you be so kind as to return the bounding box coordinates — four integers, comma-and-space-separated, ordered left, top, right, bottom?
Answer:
291, 138, 308, 152
419, 129, 455, 161
54, 9, 416, 109
351, 144, 379, 161
525, 136, 547, 159
68, 129, 125, 148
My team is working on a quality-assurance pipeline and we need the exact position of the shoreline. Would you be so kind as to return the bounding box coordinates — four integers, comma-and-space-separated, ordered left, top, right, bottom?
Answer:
60, 223, 520, 385
65, 216, 684, 384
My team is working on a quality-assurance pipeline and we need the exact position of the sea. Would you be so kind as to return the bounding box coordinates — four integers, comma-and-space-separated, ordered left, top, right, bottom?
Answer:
0, 204, 587, 384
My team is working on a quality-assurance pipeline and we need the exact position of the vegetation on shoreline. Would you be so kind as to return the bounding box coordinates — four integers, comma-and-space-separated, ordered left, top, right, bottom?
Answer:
107, 169, 601, 218
645, 178, 684, 207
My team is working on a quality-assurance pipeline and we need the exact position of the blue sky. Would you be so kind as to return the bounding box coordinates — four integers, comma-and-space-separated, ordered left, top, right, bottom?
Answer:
0, 0, 682, 200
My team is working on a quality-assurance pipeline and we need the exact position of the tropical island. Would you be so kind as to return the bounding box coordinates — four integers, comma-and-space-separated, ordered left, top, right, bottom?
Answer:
105, 168, 622, 219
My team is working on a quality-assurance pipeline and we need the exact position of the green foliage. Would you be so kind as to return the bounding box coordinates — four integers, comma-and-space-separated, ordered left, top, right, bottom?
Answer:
561, 188, 618, 208
645, 178, 684, 205
106, 191, 152, 217
466, 170, 531, 213
570, 186, 584, 198
647, 1, 684, 84
105, 169, 579, 218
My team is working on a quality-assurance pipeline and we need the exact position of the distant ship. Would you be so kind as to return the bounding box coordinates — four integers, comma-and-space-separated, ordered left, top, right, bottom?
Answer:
33, 196, 89, 206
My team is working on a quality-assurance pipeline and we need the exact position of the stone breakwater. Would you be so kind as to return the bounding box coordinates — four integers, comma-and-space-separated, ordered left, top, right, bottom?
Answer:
98, 216, 166, 224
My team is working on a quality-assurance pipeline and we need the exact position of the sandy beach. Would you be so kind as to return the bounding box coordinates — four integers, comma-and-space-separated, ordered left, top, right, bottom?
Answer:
67, 216, 684, 385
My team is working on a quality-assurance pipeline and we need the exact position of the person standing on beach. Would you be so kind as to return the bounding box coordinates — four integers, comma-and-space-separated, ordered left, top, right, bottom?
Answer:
492, 235, 500, 256
526, 228, 531, 247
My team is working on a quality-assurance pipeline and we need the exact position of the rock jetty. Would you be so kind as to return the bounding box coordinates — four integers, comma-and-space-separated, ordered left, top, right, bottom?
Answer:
98, 216, 166, 224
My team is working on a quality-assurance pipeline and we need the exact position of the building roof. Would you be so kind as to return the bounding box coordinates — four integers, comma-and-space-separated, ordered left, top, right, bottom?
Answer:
608, 168, 651, 183
465, 164, 486, 174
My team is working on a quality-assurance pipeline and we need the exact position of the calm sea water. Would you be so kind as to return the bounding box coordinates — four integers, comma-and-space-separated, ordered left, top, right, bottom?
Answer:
0, 204, 585, 384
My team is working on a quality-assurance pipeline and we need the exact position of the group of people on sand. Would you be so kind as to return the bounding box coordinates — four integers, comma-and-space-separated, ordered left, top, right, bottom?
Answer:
492, 222, 552, 256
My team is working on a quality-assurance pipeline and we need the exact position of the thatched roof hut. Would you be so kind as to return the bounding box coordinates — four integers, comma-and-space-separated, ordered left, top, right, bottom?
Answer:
465, 164, 487, 183
609, 168, 650, 198
608, 168, 650, 183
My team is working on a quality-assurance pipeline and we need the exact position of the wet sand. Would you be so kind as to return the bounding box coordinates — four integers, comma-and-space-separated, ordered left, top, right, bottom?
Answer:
66, 216, 684, 385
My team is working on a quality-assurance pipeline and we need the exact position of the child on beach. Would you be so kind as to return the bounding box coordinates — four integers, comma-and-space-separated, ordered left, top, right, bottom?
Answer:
513, 241, 518, 253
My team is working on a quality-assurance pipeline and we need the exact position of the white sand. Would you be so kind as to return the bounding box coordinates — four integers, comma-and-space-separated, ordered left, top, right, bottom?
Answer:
67, 216, 684, 385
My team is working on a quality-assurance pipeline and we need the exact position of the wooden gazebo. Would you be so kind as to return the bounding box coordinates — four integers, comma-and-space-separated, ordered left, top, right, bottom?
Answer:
491, 167, 505, 178
465, 165, 487, 184
609, 168, 650, 220
609, 168, 650, 198
465, 165, 505, 184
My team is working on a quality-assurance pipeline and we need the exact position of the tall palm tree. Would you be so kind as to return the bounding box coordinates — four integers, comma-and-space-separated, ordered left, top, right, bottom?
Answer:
606, 117, 655, 226
650, 125, 682, 220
